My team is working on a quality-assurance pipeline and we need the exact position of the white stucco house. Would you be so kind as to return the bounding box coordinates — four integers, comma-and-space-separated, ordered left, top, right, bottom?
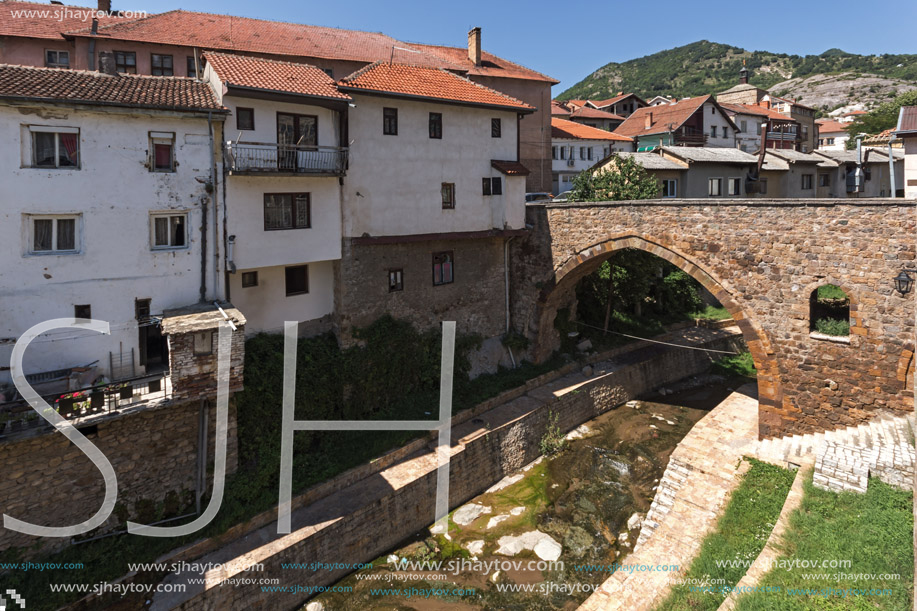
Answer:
815, 119, 850, 151
551, 118, 633, 193
203, 53, 349, 336
894, 106, 917, 199
0, 64, 226, 389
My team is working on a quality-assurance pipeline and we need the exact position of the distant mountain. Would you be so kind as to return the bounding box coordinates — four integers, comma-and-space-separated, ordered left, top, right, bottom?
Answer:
558, 41, 917, 113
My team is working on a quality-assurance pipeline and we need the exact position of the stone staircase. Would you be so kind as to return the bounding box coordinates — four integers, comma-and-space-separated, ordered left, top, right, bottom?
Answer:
756, 411, 916, 493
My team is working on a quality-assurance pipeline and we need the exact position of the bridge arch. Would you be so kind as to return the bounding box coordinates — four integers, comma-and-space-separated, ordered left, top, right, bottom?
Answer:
531, 233, 785, 423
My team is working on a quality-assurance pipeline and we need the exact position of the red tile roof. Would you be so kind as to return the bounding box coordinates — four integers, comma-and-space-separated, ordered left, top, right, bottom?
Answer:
337, 62, 534, 111
569, 105, 624, 121
0, 63, 223, 111
551, 118, 633, 142
718, 102, 797, 123
203, 52, 349, 100
405, 43, 557, 84
491, 160, 529, 176
614, 95, 712, 138
590, 93, 644, 109
0, 0, 140, 40
68, 9, 456, 68
814, 119, 847, 134
896, 106, 917, 134
551, 100, 572, 116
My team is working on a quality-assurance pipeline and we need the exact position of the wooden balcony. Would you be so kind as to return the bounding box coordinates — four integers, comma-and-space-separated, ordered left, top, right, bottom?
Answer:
225, 142, 348, 177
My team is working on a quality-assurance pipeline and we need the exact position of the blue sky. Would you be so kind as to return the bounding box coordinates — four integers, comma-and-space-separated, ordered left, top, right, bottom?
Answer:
114, 0, 917, 95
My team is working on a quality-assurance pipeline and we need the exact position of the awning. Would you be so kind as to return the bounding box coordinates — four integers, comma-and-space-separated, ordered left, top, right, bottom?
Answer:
490, 160, 530, 176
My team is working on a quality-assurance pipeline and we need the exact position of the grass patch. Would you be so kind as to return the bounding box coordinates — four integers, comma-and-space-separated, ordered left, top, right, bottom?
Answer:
655, 458, 795, 611
711, 352, 757, 379
691, 305, 732, 321
735, 477, 913, 611
814, 318, 850, 337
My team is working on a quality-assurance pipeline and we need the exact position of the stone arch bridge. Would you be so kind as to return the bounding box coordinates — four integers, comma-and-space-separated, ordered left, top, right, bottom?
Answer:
510, 198, 916, 438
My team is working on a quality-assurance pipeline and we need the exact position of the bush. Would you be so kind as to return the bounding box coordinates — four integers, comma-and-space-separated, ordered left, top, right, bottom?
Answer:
814, 317, 850, 336
539, 411, 567, 457
711, 352, 757, 378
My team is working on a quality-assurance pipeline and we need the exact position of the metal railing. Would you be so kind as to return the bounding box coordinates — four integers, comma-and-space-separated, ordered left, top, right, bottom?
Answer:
0, 371, 171, 439
225, 142, 348, 175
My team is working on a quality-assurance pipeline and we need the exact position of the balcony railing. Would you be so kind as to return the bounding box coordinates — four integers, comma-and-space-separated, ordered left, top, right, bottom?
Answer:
225, 142, 348, 176
767, 131, 799, 141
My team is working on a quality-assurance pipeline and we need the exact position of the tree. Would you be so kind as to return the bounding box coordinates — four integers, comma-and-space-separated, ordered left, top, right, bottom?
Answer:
569, 154, 660, 201
845, 89, 917, 148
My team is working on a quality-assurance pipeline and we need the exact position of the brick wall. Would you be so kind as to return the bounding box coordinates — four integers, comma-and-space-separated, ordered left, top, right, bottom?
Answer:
511, 199, 917, 438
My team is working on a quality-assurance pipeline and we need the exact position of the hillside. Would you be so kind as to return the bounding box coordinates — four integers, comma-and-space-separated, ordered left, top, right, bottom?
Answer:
558, 41, 917, 113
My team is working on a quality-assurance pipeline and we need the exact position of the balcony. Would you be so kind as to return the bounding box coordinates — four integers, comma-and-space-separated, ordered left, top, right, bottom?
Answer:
767, 131, 799, 141
225, 142, 348, 177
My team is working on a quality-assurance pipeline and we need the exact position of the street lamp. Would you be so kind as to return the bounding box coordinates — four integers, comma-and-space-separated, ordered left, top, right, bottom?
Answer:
894, 268, 917, 295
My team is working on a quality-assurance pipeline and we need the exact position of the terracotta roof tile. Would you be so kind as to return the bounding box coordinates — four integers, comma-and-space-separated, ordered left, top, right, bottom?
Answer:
718, 102, 796, 123
551, 100, 572, 116
814, 119, 847, 134
614, 95, 712, 138
0, 63, 223, 111
203, 52, 349, 100
590, 93, 644, 109
552, 118, 633, 142
338, 62, 534, 111
406, 43, 558, 83
491, 160, 529, 176
0, 0, 140, 40
569, 105, 624, 121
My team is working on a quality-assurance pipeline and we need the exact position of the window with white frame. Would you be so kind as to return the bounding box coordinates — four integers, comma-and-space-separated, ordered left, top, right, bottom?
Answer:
727, 177, 741, 196
151, 213, 188, 249
45, 50, 70, 68
661, 179, 677, 198
708, 178, 722, 196
30, 126, 79, 168
150, 132, 175, 172
29, 215, 79, 254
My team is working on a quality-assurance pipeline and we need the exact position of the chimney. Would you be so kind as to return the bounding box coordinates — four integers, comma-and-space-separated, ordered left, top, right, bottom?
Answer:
98, 0, 111, 13
739, 59, 748, 85
644, 112, 653, 129
98, 51, 118, 75
468, 27, 481, 66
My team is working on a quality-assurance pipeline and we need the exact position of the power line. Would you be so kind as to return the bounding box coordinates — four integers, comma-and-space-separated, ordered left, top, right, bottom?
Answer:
571, 320, 742, 355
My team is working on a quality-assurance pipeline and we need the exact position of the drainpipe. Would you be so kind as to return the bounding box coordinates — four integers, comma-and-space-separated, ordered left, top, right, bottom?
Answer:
207, 111, 221, 301
504, 236, 517, 368
888, 136, 899, 198
854, 133, 866, 195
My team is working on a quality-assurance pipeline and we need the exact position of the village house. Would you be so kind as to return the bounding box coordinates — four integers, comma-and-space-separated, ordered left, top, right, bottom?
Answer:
815, 119, 850, 150
894, 106, 917, 198
759, 149, 830, 197
592, 151, 687, 198
614, 95, 737, 151
656, 146, 757, 197
718, 102, 800, 152
551, 100, 624, 131
0, 62, 228, 390
586, 92, 647, 118
814, 148, 904, 198
551, 118, 633, 193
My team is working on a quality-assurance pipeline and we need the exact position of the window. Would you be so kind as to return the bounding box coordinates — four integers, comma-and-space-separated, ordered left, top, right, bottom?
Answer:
74, 304, 91, 319
587, 147, 593, 161
708, 178, 722, 197
560, 147, 567, 160
30, 215, 78, 254
114, 51, 136, 74
810, 284, 850, 338
285, 265, 309, 296
432, 252, 453, 286
759, 178, 768, 194
441, 183, 455, 209
388, 269, 403, 292
45, 50, 69, 68
727, 177, 741, 196
429, 112, 442, 139
186, 56, 198, 78
740, 120, 747, 133
150, 131, 175, 172
826, 137, 835, 146
579, 146, 586, 160
802, 174, 814, 190
151, 213, 187, 249
241, 271, 258, 288
723, 127, 729, 139
756, 122, 762, 135
264, 193, 310, 230
819, 174, 831, 187
322, 67, 333, 78
482, 177, 501, 195
551, 146, 557, 160
383, 107, 398, 135
236, 108, 254, 131
135, 298, 151, 321
711, 126, 718, 138
151, 54, 173, 76
30, 127, 79, 168
491, 118, 502, 138
193, 331, 213, 356
661, 179, 677, 198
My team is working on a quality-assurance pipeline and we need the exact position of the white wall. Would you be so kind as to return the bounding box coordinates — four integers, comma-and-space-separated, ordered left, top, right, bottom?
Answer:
732, 113, 765, 152
702, 103, 736, 148
227, 260, 335, 335
551, 138, 629, 175
904, 140, 917, 198
342, 95, 525, 237
220, 96, 342, 149
0, 103, 219, 382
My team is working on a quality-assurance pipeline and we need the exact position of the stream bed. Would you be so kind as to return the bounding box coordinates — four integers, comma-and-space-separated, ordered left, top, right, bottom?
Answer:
306, 375, 748, 611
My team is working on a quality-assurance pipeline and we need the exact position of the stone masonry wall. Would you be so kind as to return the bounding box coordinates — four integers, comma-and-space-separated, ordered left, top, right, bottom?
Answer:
153, 330, 744, 610
511, 199, 916, 438
0, 398, 238, 558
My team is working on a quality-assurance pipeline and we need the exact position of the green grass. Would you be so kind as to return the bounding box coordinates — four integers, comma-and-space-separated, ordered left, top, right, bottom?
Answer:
816, 285, 849, 301
691, 305, 732, 321
735, 477, 913, 611
814, 318, 850, 337
655, 458, 795, 611
711, 352, 757, 378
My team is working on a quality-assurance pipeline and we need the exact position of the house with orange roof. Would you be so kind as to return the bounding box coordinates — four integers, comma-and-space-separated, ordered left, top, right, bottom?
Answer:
551, 100, 624, 132
586, 93, 647, 118
815, 119, 850, 150
551, 118, 633, 193
613, 95, 737, 151
719, 102, 801, 152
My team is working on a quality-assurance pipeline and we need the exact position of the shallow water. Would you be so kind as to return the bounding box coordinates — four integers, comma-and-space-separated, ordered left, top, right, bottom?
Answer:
308, 377, 746, 610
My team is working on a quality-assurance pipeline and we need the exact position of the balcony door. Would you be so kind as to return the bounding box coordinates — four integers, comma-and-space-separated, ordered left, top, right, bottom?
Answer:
277, 113, 317, 171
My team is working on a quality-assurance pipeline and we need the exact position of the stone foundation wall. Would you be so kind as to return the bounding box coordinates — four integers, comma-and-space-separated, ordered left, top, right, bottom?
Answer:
0, 398, 238, 558
512, 199, 916, 438
154, 330, 745, 610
